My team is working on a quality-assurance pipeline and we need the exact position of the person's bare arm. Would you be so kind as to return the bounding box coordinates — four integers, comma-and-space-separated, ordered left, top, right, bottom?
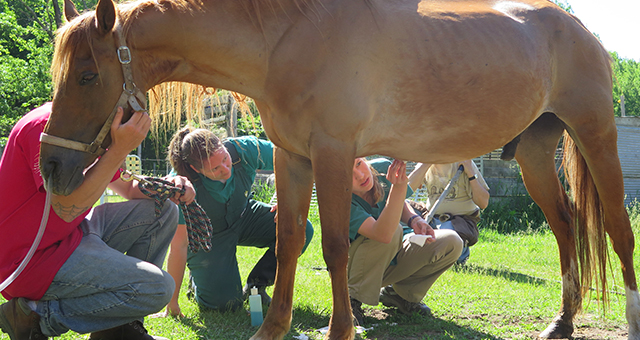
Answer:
407, 163, 432, 191
462, 159, 490, 209
51, 108, 150, 222
164, 224, 189, 317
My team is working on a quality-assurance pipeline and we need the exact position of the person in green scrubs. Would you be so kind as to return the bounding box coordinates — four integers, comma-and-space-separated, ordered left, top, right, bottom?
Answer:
348, 157, 462, 325
160, 127, 314, 316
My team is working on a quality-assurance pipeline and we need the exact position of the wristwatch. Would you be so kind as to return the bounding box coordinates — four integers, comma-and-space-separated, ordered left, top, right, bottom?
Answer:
468, 174, 477, 181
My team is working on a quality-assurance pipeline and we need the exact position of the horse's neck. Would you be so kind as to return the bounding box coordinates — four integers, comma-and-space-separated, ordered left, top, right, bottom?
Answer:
128, 0, 306, 98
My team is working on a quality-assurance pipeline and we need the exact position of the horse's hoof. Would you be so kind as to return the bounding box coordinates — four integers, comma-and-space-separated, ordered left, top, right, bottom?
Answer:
539, 319, 573, 339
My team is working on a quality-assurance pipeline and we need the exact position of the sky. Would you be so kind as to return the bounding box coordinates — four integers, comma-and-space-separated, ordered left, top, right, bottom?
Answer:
567, 0, 640, 61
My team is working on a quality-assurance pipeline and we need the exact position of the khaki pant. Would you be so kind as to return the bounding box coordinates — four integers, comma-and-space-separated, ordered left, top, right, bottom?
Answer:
348, 225, 462, 305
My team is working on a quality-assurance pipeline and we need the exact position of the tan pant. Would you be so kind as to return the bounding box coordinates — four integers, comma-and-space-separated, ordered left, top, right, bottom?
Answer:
348, 225, 462, 305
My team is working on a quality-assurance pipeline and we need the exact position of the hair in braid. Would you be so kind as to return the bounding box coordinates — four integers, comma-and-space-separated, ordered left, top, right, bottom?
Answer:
168, 126, 223, 181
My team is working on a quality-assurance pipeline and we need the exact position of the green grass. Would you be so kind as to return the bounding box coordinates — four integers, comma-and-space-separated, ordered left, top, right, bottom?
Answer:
3, 200, 639, 339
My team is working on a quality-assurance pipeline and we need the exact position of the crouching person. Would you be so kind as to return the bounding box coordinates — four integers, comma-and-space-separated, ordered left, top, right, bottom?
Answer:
0, 103, 194, 339
348, 158, 463, 325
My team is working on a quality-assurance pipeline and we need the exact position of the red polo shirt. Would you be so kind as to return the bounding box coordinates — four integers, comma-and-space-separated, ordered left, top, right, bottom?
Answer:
0, 103, 119, 300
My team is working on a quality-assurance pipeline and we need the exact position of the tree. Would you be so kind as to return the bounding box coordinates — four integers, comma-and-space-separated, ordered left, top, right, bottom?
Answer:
611, 52, 640, 117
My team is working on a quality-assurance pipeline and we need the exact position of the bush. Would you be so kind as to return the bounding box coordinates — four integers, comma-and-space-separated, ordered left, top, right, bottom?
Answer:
480, 196, 548, 234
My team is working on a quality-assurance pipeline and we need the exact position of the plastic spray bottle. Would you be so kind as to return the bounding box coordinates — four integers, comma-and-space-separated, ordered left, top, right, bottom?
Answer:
249, 286, 263, 326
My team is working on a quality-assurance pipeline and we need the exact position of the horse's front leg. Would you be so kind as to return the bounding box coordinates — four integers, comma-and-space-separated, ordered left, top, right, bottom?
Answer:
251, 148, 314, 340
311, 141, 356, 340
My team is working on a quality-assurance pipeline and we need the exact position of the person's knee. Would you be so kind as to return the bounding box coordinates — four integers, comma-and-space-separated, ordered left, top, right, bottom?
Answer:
162, 200, 179, 226
438, 229, 464, 256
136, 266, 176, 313
301, 220, 314, 254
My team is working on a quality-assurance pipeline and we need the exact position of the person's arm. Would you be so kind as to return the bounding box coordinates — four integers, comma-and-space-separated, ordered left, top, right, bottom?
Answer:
109, 174, 196, 203
407, 162, 432, 191
164, 224, 189, 318
356, 160, 409, 243
403, 200, 436, 242
461, 159, 490, 209
51, 108, 150, 222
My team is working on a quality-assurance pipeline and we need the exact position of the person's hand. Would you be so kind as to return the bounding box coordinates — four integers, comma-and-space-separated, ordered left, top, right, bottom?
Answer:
386, 159, 408, 186
461, 159, 475, 178
165, 175, 196, 205
109, 107, 151, 156
270, 203, 278, 222
149, 301, 184, 319
409, 216, 436, 243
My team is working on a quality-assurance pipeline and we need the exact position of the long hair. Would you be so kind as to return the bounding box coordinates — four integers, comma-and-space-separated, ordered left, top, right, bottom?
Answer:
168, 126, 223, 181
364, 163, 385, 205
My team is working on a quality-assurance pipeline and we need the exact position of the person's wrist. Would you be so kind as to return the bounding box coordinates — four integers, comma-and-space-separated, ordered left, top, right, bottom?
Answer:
407, 214, 421, 228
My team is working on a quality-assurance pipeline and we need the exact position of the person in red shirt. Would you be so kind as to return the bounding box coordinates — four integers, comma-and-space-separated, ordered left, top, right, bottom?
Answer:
0, 103, 194, 340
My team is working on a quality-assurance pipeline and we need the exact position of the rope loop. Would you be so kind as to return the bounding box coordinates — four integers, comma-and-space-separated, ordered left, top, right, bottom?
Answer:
138, 177, 212, 252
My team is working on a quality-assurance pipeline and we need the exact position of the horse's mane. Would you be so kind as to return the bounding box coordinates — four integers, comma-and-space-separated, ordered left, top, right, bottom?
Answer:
51, 0, 204, 98
50, 0, 325, 141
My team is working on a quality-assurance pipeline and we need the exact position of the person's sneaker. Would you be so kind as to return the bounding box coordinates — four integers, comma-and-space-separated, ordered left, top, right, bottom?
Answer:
350, 298, 364, 326
0, 298, 47, 340
89, 320, 167, 340
379, 286, 431, 316
242, 284, 272, 306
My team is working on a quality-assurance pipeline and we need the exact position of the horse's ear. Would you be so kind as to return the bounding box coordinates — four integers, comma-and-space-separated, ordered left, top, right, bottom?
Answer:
95, 0, 116, 35
63, 0, 80, 22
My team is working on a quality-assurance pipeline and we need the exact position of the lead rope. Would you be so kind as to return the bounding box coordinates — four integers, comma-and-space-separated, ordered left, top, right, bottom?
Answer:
0, 175, 52, 292
137, 177, 213, 252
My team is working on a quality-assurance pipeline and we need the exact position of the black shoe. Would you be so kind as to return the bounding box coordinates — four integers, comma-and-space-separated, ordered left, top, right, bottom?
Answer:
350, 298, 364, 326
379, 286, 431, 316
0, 298, 47, 340
242, 284, 272, 306
89, 320, 167, 340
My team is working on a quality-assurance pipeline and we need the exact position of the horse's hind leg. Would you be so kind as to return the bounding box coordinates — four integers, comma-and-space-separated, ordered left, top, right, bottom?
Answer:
251, 148, 314, 340
514, 113, 579, 338
563, 118, 639, 339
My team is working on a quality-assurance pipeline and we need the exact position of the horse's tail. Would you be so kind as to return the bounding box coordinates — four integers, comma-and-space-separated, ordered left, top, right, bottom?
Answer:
562, 130, 609, 310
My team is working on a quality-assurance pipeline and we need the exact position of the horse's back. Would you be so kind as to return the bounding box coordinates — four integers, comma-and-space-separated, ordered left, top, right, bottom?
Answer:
332, 0, 613, 161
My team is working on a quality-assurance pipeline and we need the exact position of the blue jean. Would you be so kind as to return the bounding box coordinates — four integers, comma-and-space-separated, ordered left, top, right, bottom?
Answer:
432, 219, 470, 264
36, 199, 178, 336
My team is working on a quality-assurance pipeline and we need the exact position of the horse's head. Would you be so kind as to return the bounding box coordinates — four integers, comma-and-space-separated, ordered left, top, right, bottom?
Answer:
41, 0, 145, 195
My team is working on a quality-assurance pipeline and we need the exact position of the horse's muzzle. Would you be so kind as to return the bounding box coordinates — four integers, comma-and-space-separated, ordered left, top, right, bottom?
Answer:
40, 148, 89, 196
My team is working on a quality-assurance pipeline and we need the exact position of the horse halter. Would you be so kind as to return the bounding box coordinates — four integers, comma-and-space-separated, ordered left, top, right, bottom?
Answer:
39, 25, 147, 156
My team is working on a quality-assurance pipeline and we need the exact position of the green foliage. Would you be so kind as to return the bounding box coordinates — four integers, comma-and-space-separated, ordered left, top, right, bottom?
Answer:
481, 196, 548, 234
552, 0, 573, 14
251, 180, 275, 204
236, 100, 266, 138
0, 0, 55, 142
611, 52, 640, 117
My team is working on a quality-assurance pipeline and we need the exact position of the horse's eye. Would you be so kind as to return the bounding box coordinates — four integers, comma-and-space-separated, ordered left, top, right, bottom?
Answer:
79, 72, 97, 85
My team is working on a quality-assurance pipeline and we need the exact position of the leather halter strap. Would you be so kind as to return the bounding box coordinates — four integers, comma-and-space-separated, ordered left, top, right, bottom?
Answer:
40, 25, 147, 156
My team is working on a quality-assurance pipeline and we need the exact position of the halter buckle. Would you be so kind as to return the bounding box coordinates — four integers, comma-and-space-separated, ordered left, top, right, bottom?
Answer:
117, 46, 132, 64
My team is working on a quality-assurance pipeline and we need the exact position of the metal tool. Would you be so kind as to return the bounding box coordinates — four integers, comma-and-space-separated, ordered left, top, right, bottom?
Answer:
423, 164, 465, 224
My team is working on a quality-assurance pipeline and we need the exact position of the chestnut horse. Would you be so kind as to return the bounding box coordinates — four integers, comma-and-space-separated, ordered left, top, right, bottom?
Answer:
40, 0, 639, 339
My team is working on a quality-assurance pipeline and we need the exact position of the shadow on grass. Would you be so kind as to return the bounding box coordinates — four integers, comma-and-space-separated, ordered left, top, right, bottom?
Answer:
452, 262, 554, 287
169, 302, 503, 340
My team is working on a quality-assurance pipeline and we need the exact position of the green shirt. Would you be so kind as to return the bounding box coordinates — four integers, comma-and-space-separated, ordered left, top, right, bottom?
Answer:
348, 158, 413, 241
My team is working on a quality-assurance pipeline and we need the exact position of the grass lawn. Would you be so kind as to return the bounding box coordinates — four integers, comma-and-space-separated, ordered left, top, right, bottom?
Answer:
2, 201, 639, 339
